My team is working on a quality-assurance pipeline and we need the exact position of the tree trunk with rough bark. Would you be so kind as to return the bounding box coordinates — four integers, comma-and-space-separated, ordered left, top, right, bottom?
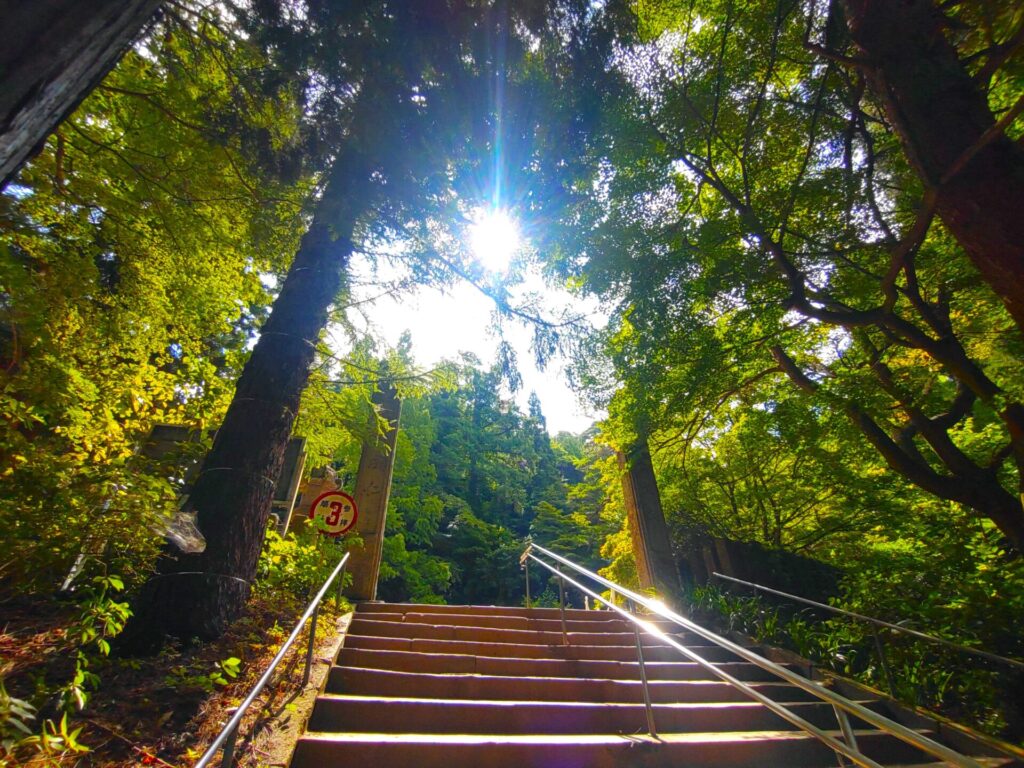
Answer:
618, 441, 684, 605
841, 0, 1024, 333
0, 0, 163, 187
119, 154, 371, 651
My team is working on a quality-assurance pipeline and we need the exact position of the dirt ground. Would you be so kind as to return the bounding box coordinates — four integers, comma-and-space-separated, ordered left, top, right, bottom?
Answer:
0, 593, 351, 767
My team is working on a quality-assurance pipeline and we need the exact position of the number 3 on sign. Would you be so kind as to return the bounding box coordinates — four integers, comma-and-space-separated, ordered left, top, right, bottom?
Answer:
308, 490, 358, 537
325, 501, 343, 526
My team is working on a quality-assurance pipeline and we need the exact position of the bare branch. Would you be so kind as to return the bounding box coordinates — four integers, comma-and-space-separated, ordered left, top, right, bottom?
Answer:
881, 188, 938, 312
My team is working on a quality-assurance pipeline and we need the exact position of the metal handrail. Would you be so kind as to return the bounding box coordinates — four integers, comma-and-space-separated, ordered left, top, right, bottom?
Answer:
523, 542, 985, 768
711, 571, 1024, 672
194, 551, 350, 768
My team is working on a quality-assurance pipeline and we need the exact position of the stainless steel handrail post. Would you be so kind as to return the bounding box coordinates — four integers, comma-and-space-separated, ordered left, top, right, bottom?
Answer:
525, 557, 531, 609
336, 560, 347, 609
628, 597, 657, 738
520, 542, 533, 610
872, 631, 896, 696
525, 543, 987, 768
556, 565, 568, 645
195, 551, 350, 768
302, 603, 319, 687
218, 727, 238, 768
527, 552, 885, 768
832, 704, 859, 768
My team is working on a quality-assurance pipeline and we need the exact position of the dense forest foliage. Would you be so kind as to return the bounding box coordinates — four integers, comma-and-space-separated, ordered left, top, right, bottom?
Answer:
2, 0, 1024, 762
367, 360, 611, 605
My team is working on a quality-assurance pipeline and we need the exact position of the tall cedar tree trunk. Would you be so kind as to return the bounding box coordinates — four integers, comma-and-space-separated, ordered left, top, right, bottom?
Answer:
841, 0, 1024, 332
0, 0, 163, 187
119, 154, 371, 650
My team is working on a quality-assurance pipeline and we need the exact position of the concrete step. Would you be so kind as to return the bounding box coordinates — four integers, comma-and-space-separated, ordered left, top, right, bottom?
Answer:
355, 602, 618, 621
347, 616, 705, 647
287, 602, 1004, 768
336, 646, 797, 682
359, 609, 687, 634
291, 730, 935, 768
325, 666, 826, 704
342, 634, 745, 662
308, 695, 885, 735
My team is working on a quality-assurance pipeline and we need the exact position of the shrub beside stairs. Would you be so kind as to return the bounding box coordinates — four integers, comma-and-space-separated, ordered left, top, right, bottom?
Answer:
288, 602, 1020, 768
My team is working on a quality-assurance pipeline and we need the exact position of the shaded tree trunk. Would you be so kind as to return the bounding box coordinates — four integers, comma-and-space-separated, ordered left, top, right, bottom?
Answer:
0, 0, 163, 187
618, 440, 684, 606
841, 0, 1024, 332
119, 153, 372, 651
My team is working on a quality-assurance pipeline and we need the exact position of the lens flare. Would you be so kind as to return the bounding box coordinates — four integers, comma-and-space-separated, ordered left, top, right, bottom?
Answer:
468, 208, 520, 272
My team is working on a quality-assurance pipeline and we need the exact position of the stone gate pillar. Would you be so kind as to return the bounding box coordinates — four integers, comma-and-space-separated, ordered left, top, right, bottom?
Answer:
345, 383, 402, 601
618, 440, 682, 605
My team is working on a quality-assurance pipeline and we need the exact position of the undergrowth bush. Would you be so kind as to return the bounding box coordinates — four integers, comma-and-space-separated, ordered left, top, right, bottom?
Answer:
0, 573, 127, 766
0, 520, 358, 766
0, 683, 88, 768
255, 522, 358, 605
689, 583, 1020, 740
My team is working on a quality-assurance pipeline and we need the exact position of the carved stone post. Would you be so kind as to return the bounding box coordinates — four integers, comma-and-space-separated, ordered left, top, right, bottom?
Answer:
345, 383, 401, 601
618, 440, 682, 605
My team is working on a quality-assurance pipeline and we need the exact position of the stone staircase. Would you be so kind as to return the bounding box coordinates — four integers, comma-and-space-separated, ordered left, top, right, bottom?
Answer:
289, 602, 1016, 768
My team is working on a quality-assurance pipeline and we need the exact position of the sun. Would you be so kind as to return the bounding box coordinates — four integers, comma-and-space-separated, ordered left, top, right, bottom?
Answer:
468, 208, 520, 272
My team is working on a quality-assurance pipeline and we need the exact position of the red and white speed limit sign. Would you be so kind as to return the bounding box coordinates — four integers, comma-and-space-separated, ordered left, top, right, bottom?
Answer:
308, 490, 358, 537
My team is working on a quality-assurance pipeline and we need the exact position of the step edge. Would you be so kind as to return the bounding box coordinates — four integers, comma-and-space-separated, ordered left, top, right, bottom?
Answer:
336, 647, 772, 667
296, 728, 932, 744
331, 667, 820, 687
314, 693, 858, 709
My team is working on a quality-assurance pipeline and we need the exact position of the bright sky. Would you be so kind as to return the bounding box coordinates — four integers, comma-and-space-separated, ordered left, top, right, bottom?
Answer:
339, 226, 606, 436
339, 256, 602, 436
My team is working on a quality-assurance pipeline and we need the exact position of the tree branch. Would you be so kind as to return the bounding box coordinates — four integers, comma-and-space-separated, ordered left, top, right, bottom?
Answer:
771, 344, 960, 498
880, 189, 938, 312
974, 20, 1024, 85
940, 91, 1024, 186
